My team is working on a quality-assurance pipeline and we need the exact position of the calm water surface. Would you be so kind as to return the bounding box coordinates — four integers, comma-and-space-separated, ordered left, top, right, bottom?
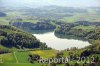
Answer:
33, 32, 90, 50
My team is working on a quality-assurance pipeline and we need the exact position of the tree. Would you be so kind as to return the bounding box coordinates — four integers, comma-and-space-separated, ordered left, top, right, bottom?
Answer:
74, 63, 79, 66
50, 63, 56, 66
65, 63, 70, 66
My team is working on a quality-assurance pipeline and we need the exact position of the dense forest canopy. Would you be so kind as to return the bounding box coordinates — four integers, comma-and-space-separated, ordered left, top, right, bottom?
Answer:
0, 25, 48, 49
55, 21, 100, 41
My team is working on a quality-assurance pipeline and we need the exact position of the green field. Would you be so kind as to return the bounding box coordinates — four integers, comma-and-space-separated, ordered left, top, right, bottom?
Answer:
0, 63, 44, 66
30, 50, 57, 58
0, 48, 100, 66
0, 50, 63, 66
0, 10, 100, 26
59, 13, 100, 23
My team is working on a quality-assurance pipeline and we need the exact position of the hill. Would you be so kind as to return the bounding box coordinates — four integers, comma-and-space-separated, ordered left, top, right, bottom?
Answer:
0, 25, 48, 51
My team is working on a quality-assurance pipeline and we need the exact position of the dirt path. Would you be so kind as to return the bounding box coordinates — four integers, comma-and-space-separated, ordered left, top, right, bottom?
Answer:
13, 52, 19, 63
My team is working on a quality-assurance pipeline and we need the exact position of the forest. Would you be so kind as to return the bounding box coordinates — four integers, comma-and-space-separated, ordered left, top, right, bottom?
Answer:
0, 25, 49, 54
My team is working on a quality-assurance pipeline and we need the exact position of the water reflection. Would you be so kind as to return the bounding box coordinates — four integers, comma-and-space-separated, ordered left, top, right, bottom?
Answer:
54, 33, 88, 42
23, 28, 54, 34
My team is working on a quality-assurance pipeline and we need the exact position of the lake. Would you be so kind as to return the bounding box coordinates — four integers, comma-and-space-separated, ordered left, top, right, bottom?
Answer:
33, 32, 90, 50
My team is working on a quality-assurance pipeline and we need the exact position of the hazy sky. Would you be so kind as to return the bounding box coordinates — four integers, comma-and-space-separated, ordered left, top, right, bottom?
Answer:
28, 0, 100, 7
0, 0, 100, 8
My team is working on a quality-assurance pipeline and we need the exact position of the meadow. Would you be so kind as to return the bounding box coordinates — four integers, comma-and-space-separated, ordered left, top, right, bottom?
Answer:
0, 49, 91, 66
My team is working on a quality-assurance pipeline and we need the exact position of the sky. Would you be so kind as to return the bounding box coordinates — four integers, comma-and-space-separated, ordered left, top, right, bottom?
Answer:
27, 0, 100, 7
0, 0, 100, 8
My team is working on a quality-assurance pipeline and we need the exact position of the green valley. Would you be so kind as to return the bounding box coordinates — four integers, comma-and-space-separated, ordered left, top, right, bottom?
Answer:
0, 0, 100, 66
